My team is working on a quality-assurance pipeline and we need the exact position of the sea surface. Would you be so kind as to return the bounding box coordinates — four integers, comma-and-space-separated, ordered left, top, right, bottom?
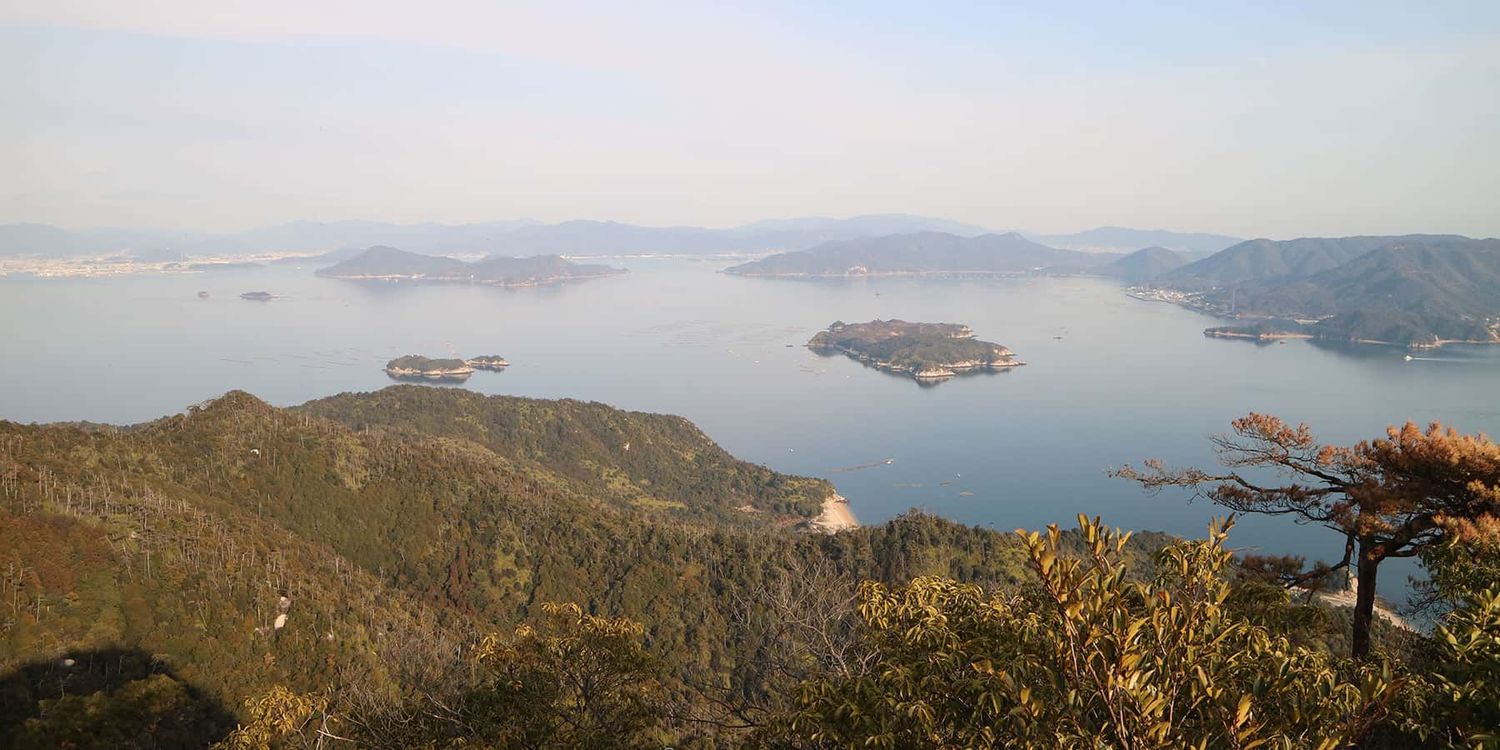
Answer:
6, 257, 1499, 600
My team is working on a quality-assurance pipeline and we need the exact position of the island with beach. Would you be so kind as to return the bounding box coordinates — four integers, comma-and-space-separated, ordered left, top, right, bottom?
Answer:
808, 319, 1024, 382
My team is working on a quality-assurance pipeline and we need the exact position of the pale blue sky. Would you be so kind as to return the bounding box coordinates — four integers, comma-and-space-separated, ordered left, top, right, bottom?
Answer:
3, 1, 1497, 237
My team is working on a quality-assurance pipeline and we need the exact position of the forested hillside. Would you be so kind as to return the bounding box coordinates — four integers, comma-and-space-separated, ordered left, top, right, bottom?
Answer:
2, 387, 1495, 748
1, 387, 1144, 746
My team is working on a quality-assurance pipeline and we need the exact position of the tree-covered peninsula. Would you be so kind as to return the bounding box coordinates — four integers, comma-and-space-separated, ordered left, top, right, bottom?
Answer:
808, 319, 1024, 381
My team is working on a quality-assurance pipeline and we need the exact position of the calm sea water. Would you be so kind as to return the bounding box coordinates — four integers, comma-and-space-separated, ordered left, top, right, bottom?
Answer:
6, 257, 1499, 598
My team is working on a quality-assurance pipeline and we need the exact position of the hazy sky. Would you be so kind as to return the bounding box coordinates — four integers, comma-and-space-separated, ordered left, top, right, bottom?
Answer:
3, 1, 1498, 237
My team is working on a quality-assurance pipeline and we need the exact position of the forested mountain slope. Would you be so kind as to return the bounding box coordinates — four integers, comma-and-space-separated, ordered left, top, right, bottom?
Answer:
3, 387, 1154, 745
3, 387, 1492, 747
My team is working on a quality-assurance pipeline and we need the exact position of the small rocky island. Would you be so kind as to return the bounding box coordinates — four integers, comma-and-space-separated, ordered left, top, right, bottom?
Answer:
384, 355, 476, 381
465, 355, 510, 370
808, 319, 1023, 382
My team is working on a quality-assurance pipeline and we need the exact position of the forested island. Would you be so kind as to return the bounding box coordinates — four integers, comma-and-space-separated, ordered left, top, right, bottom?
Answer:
808, 319, 1023, 381
384, 355, 475, 380
316, 245, 624, 286
465, 355, 509, 370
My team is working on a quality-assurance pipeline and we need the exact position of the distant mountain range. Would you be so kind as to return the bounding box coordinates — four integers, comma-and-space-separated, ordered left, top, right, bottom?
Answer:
1029, 227, 1242, 255
315, 246, 624, 286
724, 231, 1107, 276
1097, 247, 1190, 283
0, 217, 1239, 260
0, 215, 992, 259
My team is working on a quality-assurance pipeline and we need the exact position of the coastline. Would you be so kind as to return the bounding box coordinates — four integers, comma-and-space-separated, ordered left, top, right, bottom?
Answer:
1203, 329, 1313, 342
809, 493, 858, 533
812, 342, 1024, 381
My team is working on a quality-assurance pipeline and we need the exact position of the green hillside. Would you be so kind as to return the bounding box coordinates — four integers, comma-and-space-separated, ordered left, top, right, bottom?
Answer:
0, 387, 1100, 746
3, 387, 1494, 747
1164, 235, 1465, 287
1219, 238, 1500, 344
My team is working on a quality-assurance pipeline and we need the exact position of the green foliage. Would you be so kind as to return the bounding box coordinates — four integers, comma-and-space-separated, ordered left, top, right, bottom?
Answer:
214, 686, 338, 750
0, 388, 1052, 744
5, 389, 1497, 747
781, 516, 1417, 749
300, 385, 833, 519
1424, 538, 1500, 747
463, 602, 667, 749
385, 355, 470, 372
12, 673, 226, 749
1431, 587, 1500, 747
808, 319, 1014, 374
1, 649, 237, 749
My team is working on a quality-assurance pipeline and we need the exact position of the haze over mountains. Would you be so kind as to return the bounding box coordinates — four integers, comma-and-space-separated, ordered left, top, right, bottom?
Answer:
725, 232, 1107, 276
1029, 227, 1242, 256
0, 216, 1241, 259
1126, 235, 1500, 346
8, 211, 1494, 347
1097, 246, 1191, 283
1159, 235, 1472, 288
315, 246, 623, 286
725, 228, 1500, 346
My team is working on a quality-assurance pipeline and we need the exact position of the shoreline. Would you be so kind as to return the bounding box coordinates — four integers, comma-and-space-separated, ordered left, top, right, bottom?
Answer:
812, 342, 1024, 381
809, 493, 857, 533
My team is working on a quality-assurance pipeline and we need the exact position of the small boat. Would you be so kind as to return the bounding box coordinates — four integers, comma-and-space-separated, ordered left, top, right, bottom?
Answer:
1403, 354, 1414, 361
197, 291, 210, 299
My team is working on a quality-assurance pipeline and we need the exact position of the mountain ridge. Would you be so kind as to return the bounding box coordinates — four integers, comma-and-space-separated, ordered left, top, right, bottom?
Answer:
315, 245, 625, 285
4, 385, 1139, 744
724, 231, 1104, 276
0, 217, 1244, 260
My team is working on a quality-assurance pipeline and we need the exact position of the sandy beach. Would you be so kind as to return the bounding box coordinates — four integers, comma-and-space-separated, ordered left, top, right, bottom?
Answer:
810, 492, 858, 533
